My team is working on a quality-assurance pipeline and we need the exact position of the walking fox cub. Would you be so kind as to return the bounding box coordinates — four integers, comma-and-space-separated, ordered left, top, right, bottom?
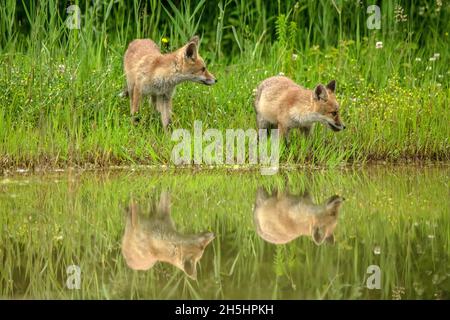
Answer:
121, 192, 215, 279
123, 36, 216, 128
253, 187, 344, 245
254, 76, 346, 141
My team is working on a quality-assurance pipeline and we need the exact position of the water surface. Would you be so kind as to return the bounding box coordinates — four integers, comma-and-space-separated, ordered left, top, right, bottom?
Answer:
1, 166, 449, 299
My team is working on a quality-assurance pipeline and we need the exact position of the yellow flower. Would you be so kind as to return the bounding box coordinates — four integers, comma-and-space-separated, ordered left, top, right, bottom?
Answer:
161, 37, 169, 44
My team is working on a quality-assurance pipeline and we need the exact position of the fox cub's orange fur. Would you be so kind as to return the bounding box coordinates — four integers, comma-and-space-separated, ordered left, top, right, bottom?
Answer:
124, 36, 216, 128
254, 76, 345, 141
253, 187, 343, 245
121, 192, 214, 279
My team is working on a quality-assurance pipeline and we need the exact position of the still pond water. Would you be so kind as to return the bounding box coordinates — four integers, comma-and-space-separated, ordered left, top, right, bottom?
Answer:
1, 166, 449, 299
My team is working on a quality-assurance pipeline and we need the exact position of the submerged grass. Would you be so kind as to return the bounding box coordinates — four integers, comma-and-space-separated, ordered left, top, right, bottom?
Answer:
0, 0, 449, 170
0, 166, 449, 299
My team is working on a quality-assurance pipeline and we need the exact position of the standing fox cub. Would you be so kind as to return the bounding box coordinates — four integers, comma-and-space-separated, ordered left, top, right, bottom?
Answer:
253, 187, 344, 245
124, 36, 216, 128
121, 192, 215, 279
254, 76, 346, 141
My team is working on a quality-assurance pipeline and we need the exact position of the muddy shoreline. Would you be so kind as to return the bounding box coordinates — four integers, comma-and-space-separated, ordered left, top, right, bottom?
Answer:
1, 160, 449, 177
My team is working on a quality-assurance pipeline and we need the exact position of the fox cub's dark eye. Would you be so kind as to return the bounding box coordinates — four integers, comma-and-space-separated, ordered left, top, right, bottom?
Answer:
331, 111, 338, 116
201, 67, 206, 72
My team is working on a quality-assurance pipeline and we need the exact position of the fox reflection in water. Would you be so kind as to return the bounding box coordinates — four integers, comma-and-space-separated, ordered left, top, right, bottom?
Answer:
121, 192, 215, 279
253, 187, 344, 245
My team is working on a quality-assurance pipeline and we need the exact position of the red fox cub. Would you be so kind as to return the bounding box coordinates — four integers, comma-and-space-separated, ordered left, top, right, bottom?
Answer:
253, 187, 344, 245
123, 36, 216, 128
121, 192, 215, 279
254, 76, 345, 141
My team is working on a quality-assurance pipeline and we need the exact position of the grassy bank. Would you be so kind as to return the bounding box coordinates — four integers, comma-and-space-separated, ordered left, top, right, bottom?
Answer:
0, 0, 449, 170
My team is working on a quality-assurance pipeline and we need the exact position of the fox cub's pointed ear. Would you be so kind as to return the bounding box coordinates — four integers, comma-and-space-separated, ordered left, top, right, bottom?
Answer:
325, 234, 335, 245
189, 35, 199, 46
255, 187, 269, 206
326, 80, 336, 92
313, 84, 328, 101
157, 191, 171, 215
185, 42, 198, 60
312, 226, 327, 245
126, 199, 139, 228
326, 195, 344, 216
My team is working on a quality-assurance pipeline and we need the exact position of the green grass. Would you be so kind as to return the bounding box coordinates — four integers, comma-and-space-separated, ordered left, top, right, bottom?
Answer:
0, 166, 449, 299
0, 0, 449, 170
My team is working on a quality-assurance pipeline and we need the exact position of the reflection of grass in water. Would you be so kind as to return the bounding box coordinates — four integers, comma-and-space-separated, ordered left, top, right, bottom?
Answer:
0, 166, 449, 299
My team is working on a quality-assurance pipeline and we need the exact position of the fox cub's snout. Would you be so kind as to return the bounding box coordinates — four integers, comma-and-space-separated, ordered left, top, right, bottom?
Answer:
254, 76, 346, 141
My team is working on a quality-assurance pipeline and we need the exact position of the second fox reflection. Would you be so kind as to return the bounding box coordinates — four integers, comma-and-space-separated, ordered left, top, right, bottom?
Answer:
121, 192, 214, 279
254, 187, 344, 245
122, 188, 343, 279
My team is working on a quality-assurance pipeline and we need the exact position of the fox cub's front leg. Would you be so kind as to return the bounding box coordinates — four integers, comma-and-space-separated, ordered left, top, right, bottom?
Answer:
130, 86, 141, 125
156, 94, 173, 131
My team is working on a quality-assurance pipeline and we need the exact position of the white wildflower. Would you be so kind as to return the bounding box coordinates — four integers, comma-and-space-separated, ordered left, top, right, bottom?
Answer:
418, 6, 425, 16
375, 41, 383, 49
373, 246, 381, 255
394, 5, 408, 22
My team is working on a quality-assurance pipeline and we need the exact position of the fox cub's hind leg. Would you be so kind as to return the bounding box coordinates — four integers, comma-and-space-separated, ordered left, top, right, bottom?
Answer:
277, 124, 291, 146
150, 95, 157, 109
299, 126, 312, 137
